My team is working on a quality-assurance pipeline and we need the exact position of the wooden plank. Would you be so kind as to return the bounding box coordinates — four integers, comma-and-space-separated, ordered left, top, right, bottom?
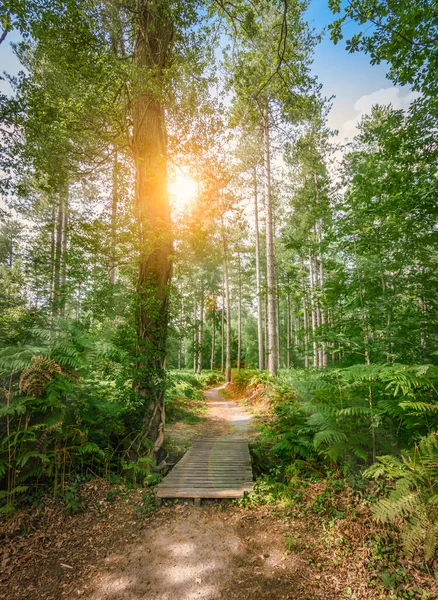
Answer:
156, 489, 251, 498
156, 437, 254, 500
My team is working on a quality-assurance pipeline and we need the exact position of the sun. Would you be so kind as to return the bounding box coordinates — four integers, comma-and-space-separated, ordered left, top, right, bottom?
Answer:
170, 168, 198, 212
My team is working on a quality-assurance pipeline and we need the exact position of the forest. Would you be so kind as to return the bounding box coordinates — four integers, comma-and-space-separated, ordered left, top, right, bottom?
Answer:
0, 1, 437, 599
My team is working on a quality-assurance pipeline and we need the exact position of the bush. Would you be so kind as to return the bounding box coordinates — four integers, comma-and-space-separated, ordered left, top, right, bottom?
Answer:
231, 368, 264, 389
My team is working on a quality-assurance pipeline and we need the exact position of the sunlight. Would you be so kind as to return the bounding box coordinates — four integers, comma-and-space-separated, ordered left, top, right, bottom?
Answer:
170, 168, 198, 212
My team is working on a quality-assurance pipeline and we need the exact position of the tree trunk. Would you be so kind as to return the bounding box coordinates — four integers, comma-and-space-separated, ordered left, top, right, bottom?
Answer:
222, 218, 232, 384
221, 272, 225, 373
253, 169, 264, 370
49, 204, 56, 307
263, 105, 277, 376
178, 286, 184, 370
59, 187, 69, 316
197, 282, 204, 373
132, 1, 174, 462
109, 154, 119, 285
210, 305, 216, 371
308, 251, 318, 367
193, 297, 198, 373
287, 292, 291, 369
51, 190, 65, 315
276, 273, 281, 370
237, 250, 242, 370
301, 272, 309, 369
264, 286, 269, 369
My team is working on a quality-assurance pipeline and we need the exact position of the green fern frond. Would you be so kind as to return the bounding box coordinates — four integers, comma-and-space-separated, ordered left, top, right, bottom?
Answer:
314, 429, 348, 448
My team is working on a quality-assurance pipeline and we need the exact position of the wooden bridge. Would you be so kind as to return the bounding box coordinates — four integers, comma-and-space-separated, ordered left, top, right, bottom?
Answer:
155, 438, 253, 506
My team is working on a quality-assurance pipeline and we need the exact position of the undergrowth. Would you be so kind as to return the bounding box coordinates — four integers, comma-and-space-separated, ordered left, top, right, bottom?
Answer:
0, 323, 223, 514
238, 364, 438, 570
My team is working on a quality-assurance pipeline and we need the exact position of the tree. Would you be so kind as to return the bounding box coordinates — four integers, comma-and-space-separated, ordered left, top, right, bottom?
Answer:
220, 0, 318, 375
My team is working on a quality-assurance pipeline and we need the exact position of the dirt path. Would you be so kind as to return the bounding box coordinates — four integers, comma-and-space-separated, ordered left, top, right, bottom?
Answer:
166, 386, 258, 447
72, 390, 331, 600
200, 386, 255, 437
3, 387, 414, 600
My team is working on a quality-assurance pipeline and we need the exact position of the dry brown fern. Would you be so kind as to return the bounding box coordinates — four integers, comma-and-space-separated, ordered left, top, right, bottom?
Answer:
19, 356, 62, 397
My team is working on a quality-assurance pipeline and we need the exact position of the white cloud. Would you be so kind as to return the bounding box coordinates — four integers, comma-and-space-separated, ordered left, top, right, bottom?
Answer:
342, 87, 420, 137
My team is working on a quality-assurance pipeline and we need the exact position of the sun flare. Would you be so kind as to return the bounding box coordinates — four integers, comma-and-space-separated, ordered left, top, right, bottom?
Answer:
170, 169, 198, 212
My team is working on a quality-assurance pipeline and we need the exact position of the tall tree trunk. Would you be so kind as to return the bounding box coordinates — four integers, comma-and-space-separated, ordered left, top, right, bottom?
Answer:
59, 186, 69, 316
301, 271, 309, 369
222, 218, 232, 384
287, 292, 291, 369
210, 305, 216, 371
221, 272, 225, 373
197, 282, 204, 373
109, 154, 119, 285
132, 1, 174, 462
193, 297, 198, 373
263, 105, 277, 376
295, 305, 300, 350
276, 274, 281, 369
51, 191, 65, 315
308, 251, 318, 367
49, 204, 56, 306
178, 286, 183, 370
253, 169, 264, 370
353, 234, 371, 365
237, 250, 242, 370
264, 286, 269, 369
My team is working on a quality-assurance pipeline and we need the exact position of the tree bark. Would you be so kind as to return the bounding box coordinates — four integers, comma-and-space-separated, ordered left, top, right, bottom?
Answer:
222, 218, 232, 384
109, 154, 119, 285
237, 250, 242, 370
301, 271, 309, 369
132, 1, 174, 462
210, 304, 216, 371
197, 282, 204, 373
59, 187, 69, 316
308, 251, 318, 367
178, 285, 184, 370
49, 204, 56, 307
51, 190, 65, 315
221, 272, 225, 373
287, 292, 291, 369
276, 272, 281, 369
253, 169, 264, 370
263, 105, 277, 376
193, 297, 198, 373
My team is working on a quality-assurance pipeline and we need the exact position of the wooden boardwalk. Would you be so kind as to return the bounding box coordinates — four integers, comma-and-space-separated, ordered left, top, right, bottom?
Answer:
156, 439, 253, 505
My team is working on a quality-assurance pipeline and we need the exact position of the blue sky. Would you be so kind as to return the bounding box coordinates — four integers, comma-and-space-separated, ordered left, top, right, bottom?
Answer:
0, 3, 415, 141
306, 2, 416, 139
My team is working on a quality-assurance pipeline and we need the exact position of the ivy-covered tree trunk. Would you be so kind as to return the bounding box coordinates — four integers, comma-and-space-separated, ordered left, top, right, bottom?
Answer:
132, 1, 173, 463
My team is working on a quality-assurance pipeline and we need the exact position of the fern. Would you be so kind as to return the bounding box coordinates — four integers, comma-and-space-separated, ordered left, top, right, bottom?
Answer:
364, 433, 438, 561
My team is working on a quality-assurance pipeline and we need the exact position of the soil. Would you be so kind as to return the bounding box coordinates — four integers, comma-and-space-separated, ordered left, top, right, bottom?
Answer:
1, 386, 437, 600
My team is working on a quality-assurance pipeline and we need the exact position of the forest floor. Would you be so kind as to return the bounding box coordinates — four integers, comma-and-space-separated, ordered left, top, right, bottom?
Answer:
1, 386, 437, 600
